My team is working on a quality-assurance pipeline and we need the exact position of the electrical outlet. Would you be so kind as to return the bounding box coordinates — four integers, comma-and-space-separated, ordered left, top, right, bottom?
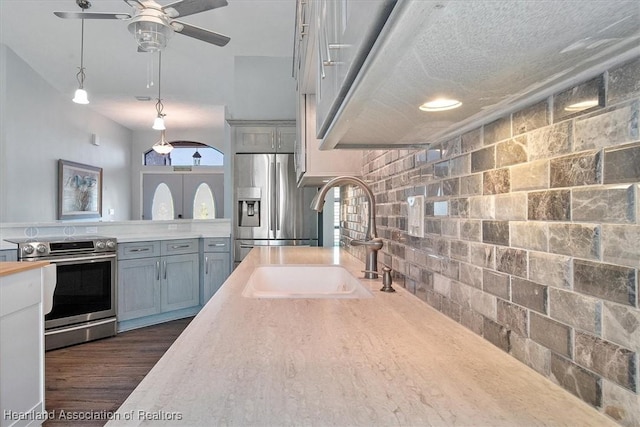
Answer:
108, 208, 115, 215
407, 196, 424, 238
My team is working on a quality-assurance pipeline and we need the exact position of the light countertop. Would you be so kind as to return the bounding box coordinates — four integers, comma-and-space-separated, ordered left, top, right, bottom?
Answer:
106, 247, 614, 426
0, 261, 50, 277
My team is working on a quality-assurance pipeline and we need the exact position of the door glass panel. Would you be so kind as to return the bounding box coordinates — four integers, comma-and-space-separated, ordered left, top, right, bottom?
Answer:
152, 183, 175, 220
193, 183, 216, 219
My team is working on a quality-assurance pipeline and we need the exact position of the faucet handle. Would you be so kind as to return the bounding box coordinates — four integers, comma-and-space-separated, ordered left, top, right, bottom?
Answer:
350, 238, 383, 250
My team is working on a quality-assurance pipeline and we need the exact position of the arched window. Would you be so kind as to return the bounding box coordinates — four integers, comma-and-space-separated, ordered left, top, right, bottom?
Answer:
193, 183, 216, 219
144, 141, 224, 166
151, 183, 174, 220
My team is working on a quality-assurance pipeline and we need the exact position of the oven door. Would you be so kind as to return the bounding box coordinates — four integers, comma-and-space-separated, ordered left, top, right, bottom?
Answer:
45, 253, 117, 330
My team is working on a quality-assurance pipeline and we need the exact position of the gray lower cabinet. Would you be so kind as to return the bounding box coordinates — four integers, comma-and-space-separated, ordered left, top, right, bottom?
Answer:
117, 239, 200, 331
0, 249, 17, 261
201, 238, 231, 303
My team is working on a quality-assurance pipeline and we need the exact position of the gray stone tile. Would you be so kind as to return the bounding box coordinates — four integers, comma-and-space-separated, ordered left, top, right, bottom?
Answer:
441, 219, 459, 238
608, 57, 640, 105
575, 332, 636, 392
426, 290, 443, 311
459, 174, 483, 196
603, 302, 640, 353
496, 136, 528, 168
548, 288, 601, 335
442, 178, 459, 196
459, 262, 482, 289
510, 221, 548, 252
528, 190, 571, 221
553, 76, 604, 123
484, 116, 511, 144
530, 313, 572, 357
471, 146, 495, 173
461, 128, 483, 153
510, 334, 551, 376
496, 247, 527, 278
603, 141, 640, 185
469, 195, 495, 219
450, 240, 468, 262
528, 121, 572, 161
512, 277, 548, 314
469, 242, 495, 269
482, 220, 509, 246
483, 269, 510, 299
513, 99, 550, 136
483, 168, 510, 195
483, 317, 511, 352
602, 224, 640, 269
441, 136, 462, 159
426, 182, 442, 197
548, 223, 600, 260
441, 298, 462, 322
574, 259, 636, 306
450, 198, 469, 218
434, 160, 449, 178
497, 300, 528, 337
550, 353, 602, 407
510, 159, 549, 191
460, 219, 481, 242
572, 185, 635, 223
602, 379, 640, 427
575, 102, 639, 151
550, 150, 602, 188
529, 251, 571, 289
433, 274, 451, 297
494, 193, 527, 220
450, 154, 471, 177
460, 308, 484, 336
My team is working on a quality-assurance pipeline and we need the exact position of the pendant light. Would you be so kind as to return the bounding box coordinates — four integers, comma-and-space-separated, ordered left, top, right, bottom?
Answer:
72, 17, 89, 104
152, 51, 166, 130
152, 129, 173, 154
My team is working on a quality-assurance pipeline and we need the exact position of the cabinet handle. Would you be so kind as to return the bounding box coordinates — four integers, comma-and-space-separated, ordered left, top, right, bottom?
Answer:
130, 248, 150, 252
156, 260, 160, 281
171, 244, 190, 249
208, 243, 226, 247
163, 260, 167, 280
271, 131, 275, 150
205, 256, 209, 275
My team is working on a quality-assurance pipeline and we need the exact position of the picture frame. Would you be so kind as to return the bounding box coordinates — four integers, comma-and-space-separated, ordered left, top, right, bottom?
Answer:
58, 159, 103, 220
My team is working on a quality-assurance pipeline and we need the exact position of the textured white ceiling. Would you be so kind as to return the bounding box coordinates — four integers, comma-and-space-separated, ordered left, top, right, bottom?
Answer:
0, 0, 296, 130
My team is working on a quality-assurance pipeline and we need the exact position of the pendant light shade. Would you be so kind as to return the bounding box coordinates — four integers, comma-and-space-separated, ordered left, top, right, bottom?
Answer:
152, 130, 173, 154
73, 18, 89, 104
152, 116, 166, 130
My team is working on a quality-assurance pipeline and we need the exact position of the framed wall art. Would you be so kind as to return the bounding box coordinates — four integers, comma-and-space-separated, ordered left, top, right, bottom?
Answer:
58, 159, 102, 220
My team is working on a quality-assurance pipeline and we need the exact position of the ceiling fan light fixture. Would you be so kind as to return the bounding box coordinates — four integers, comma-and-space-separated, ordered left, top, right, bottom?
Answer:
72, 18, 89, 104
128, 15, 173, 53
152, 130, 173, 154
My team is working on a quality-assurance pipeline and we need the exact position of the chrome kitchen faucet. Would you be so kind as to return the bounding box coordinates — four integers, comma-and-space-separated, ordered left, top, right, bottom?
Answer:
310, 176, 383, 279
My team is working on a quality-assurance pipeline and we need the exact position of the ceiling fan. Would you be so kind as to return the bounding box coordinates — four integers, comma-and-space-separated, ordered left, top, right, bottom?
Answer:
54, 0, 231, 52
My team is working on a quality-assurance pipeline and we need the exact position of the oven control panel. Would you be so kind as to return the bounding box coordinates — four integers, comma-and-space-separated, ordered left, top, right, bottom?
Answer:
11, 237, 118, 259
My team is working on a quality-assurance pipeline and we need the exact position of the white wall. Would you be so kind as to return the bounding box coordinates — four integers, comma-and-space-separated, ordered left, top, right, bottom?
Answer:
0, 44, 133, 223
230, 56, 296, 120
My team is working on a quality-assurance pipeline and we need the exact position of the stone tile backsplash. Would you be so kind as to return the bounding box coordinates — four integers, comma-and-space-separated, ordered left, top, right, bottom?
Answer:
341, 57, 640, 426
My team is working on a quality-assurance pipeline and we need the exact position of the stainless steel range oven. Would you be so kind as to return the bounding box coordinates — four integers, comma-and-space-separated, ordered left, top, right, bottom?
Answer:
8, 236, 118, 350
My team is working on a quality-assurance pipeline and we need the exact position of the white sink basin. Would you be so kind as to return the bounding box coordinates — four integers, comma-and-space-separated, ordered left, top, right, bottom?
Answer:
242, 265, 373, 299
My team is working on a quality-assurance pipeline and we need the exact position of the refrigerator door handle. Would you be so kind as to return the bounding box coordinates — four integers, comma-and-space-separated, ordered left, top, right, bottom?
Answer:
275, 162, 281, 232
269, 160, 276, 237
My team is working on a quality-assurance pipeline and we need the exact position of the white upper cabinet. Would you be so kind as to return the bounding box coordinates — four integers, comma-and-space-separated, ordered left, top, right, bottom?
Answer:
314, 0, 396, 139
316, 0, 640, 149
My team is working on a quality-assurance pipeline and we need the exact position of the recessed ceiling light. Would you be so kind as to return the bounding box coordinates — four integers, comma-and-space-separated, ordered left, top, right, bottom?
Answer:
564, 99, 599, 112
419, 99, 462, 112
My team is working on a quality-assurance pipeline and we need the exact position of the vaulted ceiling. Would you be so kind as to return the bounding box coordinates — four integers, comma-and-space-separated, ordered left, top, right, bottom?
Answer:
0, 0, 296, 130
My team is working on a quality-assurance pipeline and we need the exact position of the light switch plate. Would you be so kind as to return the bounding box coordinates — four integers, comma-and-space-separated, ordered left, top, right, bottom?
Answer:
407, 195, 424, 237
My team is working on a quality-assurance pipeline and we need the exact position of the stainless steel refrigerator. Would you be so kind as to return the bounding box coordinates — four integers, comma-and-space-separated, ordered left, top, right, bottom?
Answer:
234, 153, 318, 265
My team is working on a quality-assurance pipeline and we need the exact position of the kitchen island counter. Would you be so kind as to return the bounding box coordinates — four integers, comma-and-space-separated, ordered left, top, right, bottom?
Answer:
107, 247, 615, 426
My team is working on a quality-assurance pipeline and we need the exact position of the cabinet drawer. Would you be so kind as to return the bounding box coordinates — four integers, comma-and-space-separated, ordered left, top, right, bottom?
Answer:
118, 241, 161, 260
162, 239, 198, 255
203, 238, 230, 253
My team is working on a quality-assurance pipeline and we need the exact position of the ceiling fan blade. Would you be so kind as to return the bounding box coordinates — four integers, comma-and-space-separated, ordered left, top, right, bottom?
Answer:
162, 0, 228, 18
54, 11, 131, 19
172, 21, 230, 46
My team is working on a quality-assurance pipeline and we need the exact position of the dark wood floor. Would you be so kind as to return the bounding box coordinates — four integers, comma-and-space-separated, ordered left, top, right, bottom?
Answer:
43, 317, 192, 426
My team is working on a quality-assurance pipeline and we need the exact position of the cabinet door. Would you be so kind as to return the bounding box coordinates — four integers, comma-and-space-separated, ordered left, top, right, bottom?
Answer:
276, 126, 296, 153
202, 252, 230, 303
0, 250, 17, 262
118, 258, 161, 321
315, 0, 340, 137
161, 253, 199, 312
234, 126, 276, 153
